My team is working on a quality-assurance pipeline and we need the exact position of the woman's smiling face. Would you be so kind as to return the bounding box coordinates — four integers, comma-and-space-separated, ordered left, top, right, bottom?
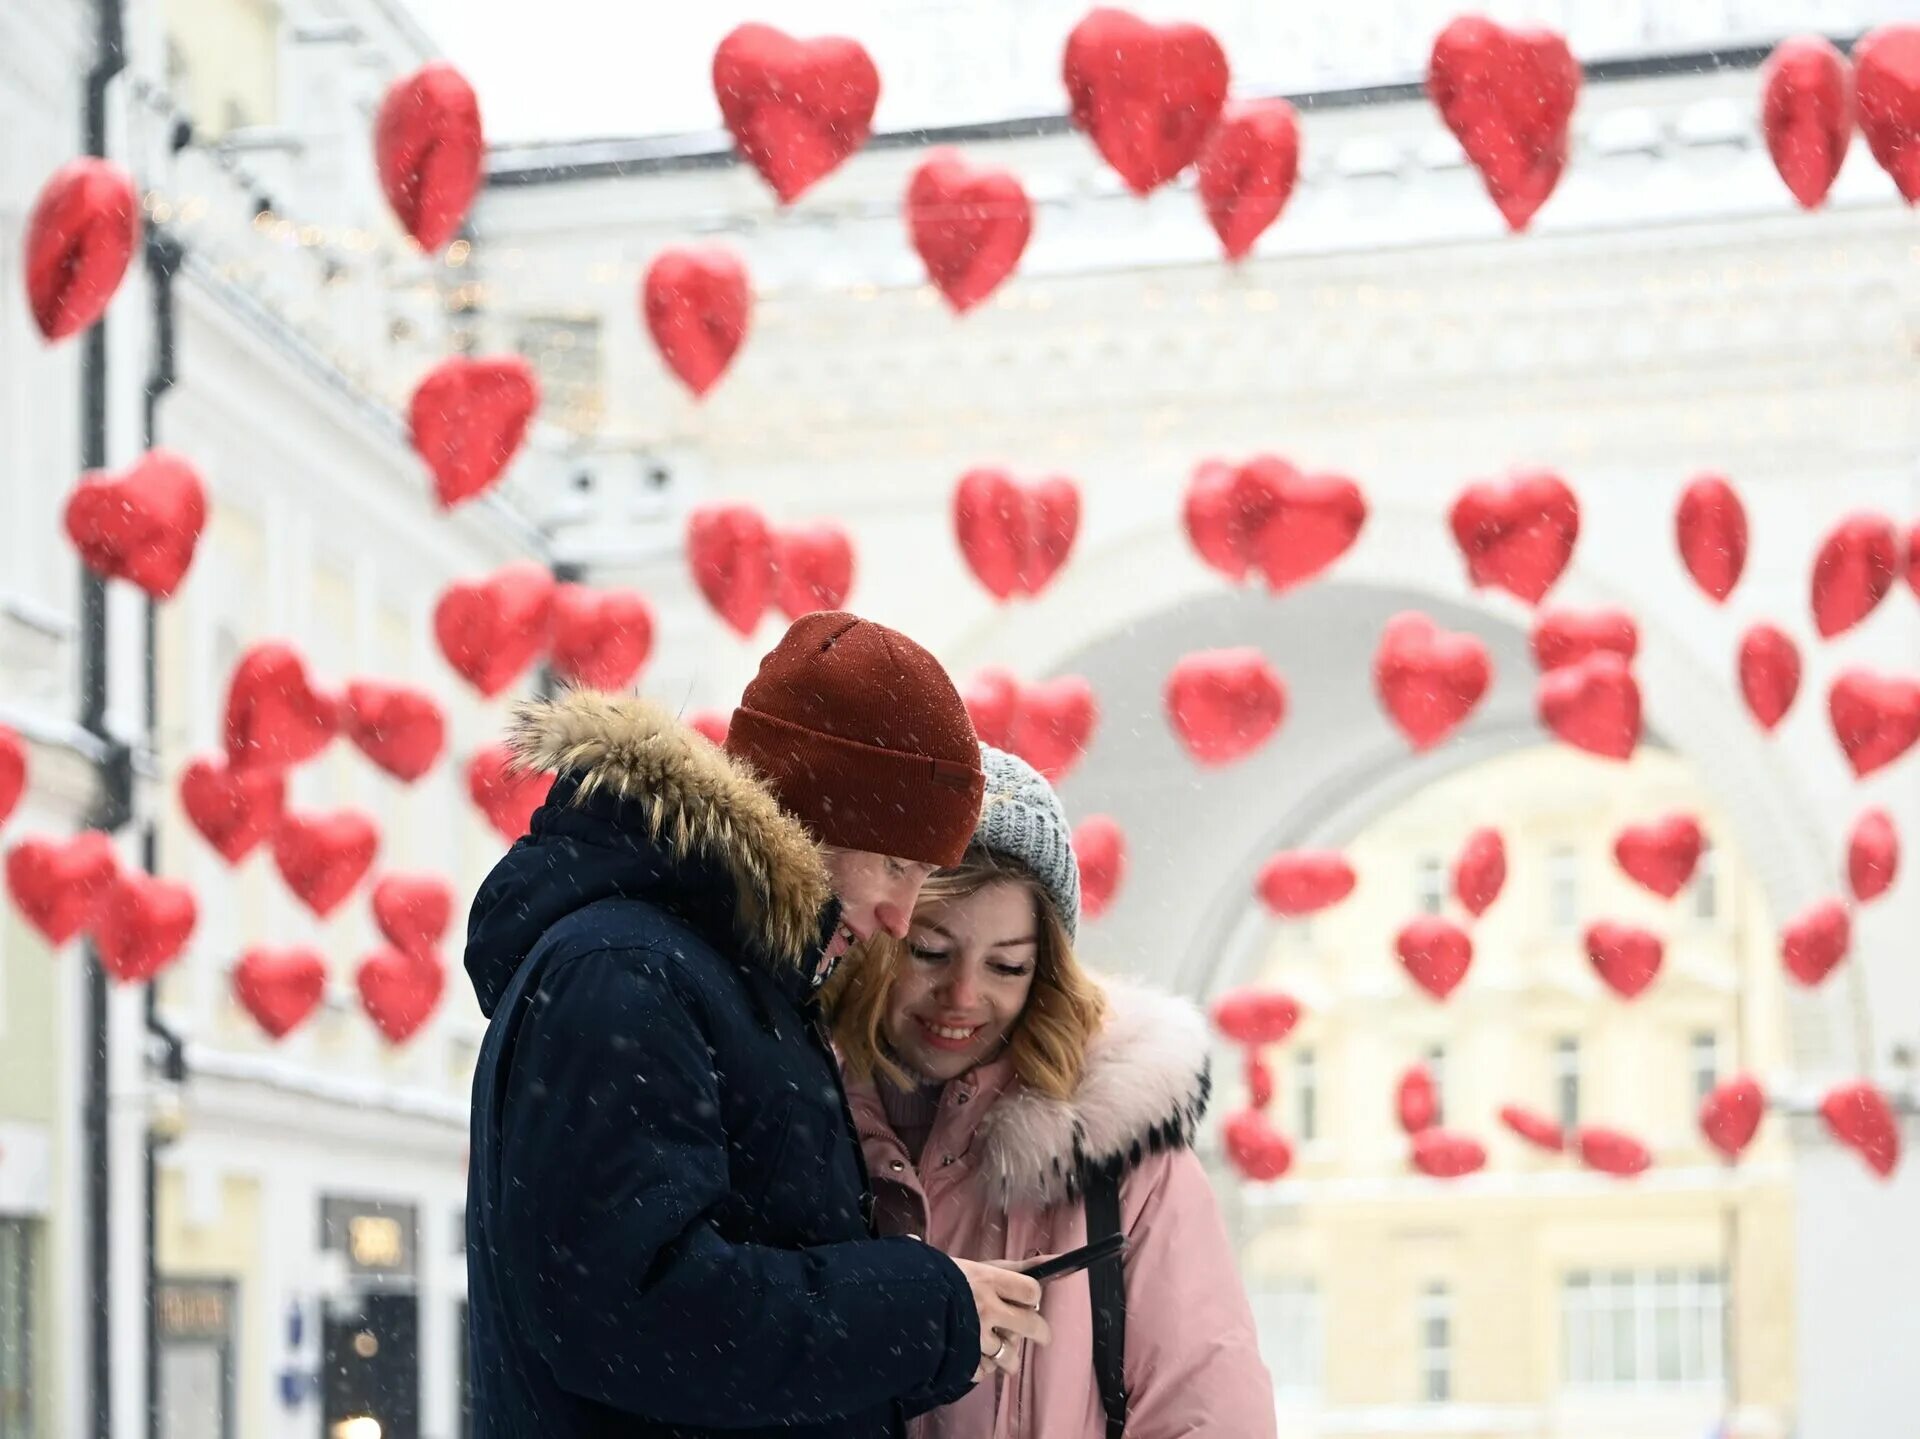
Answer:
881, 877, 1041, 1083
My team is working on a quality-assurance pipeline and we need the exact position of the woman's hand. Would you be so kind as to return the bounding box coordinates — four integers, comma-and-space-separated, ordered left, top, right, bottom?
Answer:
951, 1257, 1052, 1381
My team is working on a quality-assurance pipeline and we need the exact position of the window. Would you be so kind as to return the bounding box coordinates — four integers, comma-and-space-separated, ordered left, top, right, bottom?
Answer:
1563, 1269, 1725, 1391
1424, 1044, 1448, 1126
1249, 1280, 1321, 1401
513, 315, 601, 435
1416, 855, 1446, 916
0, 1219, 35, 1439
1692, 850, 1719, 922
157, 1279, 235, 1439
1555, 1038, 1581, 1132
1690, 1033, 1718, 1108
1548, 846, 1579, 935
1292, 1049, 1318, 1143
1419, 1283, 1452, 1402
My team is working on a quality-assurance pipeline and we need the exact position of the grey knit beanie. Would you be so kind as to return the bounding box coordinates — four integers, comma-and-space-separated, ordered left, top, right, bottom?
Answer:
972, 745, 1081, 941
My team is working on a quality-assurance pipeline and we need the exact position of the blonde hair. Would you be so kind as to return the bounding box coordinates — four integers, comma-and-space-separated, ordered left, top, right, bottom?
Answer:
825, 848, 1107, 1100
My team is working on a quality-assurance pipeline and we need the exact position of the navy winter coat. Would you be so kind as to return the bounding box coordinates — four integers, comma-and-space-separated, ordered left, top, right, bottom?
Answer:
463, 693, 981, 1438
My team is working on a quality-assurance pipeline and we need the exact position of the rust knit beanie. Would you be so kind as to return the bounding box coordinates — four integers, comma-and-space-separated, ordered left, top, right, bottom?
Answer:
725, 611, 985, 866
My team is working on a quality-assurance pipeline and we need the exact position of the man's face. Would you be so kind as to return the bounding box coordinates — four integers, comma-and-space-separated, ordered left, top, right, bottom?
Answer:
819, 846, 939, 961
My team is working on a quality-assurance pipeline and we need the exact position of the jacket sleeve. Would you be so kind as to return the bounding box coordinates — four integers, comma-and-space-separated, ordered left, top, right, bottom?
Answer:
494, 945, 981, 1427
1117, 1149, 1278, 1439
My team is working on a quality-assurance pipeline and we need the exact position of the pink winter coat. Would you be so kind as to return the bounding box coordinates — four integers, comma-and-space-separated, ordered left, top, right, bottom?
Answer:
844, 977, 1276, 1439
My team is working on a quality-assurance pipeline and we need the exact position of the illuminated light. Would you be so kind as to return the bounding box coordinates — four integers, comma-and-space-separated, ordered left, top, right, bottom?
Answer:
446, 240, 472, 267
151, 202, 173, 223
179, 196, 207, 221
589, 262, 617, 283
299, 225, 323, 246
331, 1419, 382, 1439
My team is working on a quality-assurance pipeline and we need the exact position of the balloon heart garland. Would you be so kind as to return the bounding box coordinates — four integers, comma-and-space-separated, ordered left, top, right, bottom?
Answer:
905, 152, 1033, 313
1184, 457, 1367, 593
1761, 36, 1854, 209
224, 643, 338, 774
375, 62, 484, 253
1699, 1075, 1766, 1161
1426, 17, 1580, 231
953, 470, 1080, 601
1819, 1081, 1901, 1178
63, 449, 208, 599
713, 24, 880, 204
1828, 670, 1920, 777
1853, 24, 1920, 204
1449, 470, 1580, 604
643, 248, 751, 398
1531, 608, 1637, 673
1584, 921, 1664, 1000
547, 585, 656, 692
1675, 474, 1749, 602
1500, 1105, 1565, 1152
232, 947, 328, 1041
272, 810, 379, 919
1538, 652, 1642, 761
1451, 828, 1506, 917
1210, 987, 1302, 1047
433, 563, 555, 698
686, 507, 856, 634
1612, 814, 1705, 899
409, 356, 540, 508
1062, 8, 1230, 196
1780, 899, 1851, 987
357, 948, 447, 1045
771, 526, 857, 621
1224, 1108, 1294, 1182
1396, 917, 1473, 1000
1256, 850, 1356, 917
1738, 624, 1801, 732
0, 728, 26, 829
1195, 100, 1301, 261
467, 744, 555, 844
964, 670, 1100, 782
90, 871, 198, 984
342, 682, 447, 784
1073, 816, 1127, 921
24, 158, 139, 342
371, 873, 455, 958
5, 831, 119, 944
1165, 649, 1287, 766
1373, 613, 1492, 752
1847, 809, 1899, 904
179, 757, 284, 864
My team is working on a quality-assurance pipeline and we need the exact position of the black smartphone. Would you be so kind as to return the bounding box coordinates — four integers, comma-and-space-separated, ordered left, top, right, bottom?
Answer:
1021, 1232, 1126, 1284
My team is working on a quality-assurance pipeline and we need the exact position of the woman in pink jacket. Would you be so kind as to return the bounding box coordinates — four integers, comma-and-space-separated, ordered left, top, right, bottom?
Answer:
826, 746, 1276, 1439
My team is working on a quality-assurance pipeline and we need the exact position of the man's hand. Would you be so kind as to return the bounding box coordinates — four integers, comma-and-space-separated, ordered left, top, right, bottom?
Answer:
951, 1257, 1052, 1381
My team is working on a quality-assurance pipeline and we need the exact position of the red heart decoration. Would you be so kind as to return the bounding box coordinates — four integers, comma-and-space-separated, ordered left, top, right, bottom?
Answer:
375, 62, 483, 252
1223, 1109, 1293, 1182
1427, 18, 1579, 230
1906, 520, 1919, 598
1396, 917, 1473, 1000
1613, 813, 1705, 899
1812, 513, 1899, 638
906, 152, 1032, 313
1449, 470, 1580, 604
1397, 1065, 1438, 1134
1531, 607, 1638, 672
1781, 898, 1851, 986
1578, 1127, 1652, 1178
643, 248, 752, 397
1452, 828, 1506, 917
63, 449, 207, 598
1675, 473, 1749, 602
232, 947, 327, 1041
1819, 1081, 1901, 1177
953, 470, 1080, 601
1184, 457, 1367, 593
5, 832, 118, 944
1256, 850, 1356, 917
272, 810, 379, 918
409, 356, 539, 508
1063, 8, 1229, 196
688, 505, 776, 636
357, 947, 447, 1045
548, 585, 655, 691
179, 757, 284, 864
1499, 1105, 1565, 1152
342, 681, 446, 784
467, 743, 554, 843
1411, 1129, 1487, 1179
713, 24, 879, 204
1073, 815, 1127, 921
1829, 669, 1920, 776
1700, 1075, 1765, 1161
963, 670, 1019, 749
1245, 1050, 1275, 1111
1848, 808, 1900, 903
24, 158, 139, 341
1854, 24, 1920, 203
1538, 652, 1641, 761
1195, 99, 1300, 261
772, 525, 856, 621
1210, 988, 1302, 1046
372, 873, 454, 958
433, 563, 555, 698
1738, 623, 1801, 732
688, 712, 731, 747
963, 670, 1100, 782
0, 728, 26, 828
224, 643, 338, 773
1762, 37, 1854, 209
1374, 612, 1493, 751
1165, 649, 1286, 767
1585, 921, 1664, 1000
90, 871, 197, 984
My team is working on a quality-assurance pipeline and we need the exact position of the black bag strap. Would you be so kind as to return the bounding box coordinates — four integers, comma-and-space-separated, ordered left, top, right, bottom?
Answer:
1084, 1166, 1128, 1438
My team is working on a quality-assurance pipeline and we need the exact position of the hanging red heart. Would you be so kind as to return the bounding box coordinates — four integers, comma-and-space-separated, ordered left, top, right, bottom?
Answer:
1738, 623, 1801, 732
1184, 457, 1367, 593
713, 24, 880, 204
232, 947, 327, 1040
1854, 24, 1920, 203
63, 449, 207, 599
179, 757, 284, 864
1538, 652, 1641, 761
1396, 917, 1473, 1000
372, 873, 454, 958
963, 671, 1100, 782
1762, 37, 1855, 209
1499, 1105, 1565, 1152
1256, 850, 1356, 917
24, 158, 139, 342
433, 563, 555, 698
467, 743, 554, 843
1585, 921, 1664, 1000
1781, 898, 1850, 986
5, 832, 118, 943
1612, 814, 1705, 899
1452, 828, 1506, 917
1848, 808, 1899, 903
643, 248, 752, 397
1700, 1075, 1765, 1161
342, 681, 446, 783
1908, 520, 1920, 598
1063, 8, 1229, 196
688, 711, 731, 747
953, 470, 1080, 601
0, 728, 26, 829
1165, 649, 1286, 766
224, 642, 338, 773
1210, 987, 1302, 1046
1073, 815, 1127, 921
1411, 1130, 1487, 1179
963, 670, 1019, 750
1812, 513, 1899, 638
357, 947, 447, 1045
1449, 470, 1579, 604
1245, 1050, 1275, 1111
772, 525, 856, 620
1373, 612, 1492, 751
272, 810, 379, 918
1829, 669, 1920, 776
1531, 607, 1637, 673
1577, 1127, 1652, 1178
1819, 1080, 1901, 1177
906, 152, 1032, 313
1675, 474, 1749, 602
1427, 17, 1579, 230
1223, 1108, 1293, 1182
409, 356, 539, 508
375, 62, 484, 252
1397, 1065, 1438, 1134
548, 585, 655, 691
90, 871, 197, 984
1195, 99, 1300, 261
688, 505, 776, 637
